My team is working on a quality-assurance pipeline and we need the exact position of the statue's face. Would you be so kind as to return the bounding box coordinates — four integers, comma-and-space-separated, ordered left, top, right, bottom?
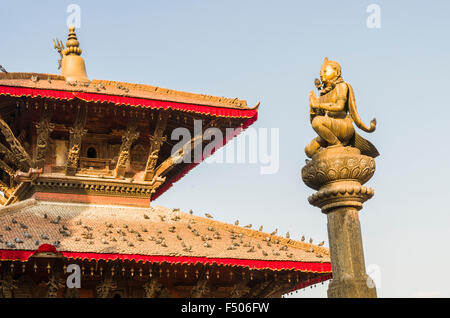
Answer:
320, 64, 337, 83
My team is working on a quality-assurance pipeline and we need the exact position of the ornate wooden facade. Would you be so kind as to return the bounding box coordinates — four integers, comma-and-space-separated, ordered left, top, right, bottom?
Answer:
0, 89, 256, 205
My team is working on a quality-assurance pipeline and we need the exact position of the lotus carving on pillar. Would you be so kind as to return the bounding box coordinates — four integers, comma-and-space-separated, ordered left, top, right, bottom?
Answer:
302, 147, 375, 191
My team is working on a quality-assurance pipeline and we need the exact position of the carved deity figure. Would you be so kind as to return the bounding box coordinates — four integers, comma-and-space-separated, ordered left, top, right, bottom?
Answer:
45, 273, 65, 298
305, 58, 379, 158
143, 278, 170, 298
96, 278, 117, 298
191, 278, 214, 298
0, 272, 18, 298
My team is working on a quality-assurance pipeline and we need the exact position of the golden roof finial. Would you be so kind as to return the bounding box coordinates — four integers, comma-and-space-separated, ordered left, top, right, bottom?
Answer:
60, 25, 89, 83
64, 25, 82, 56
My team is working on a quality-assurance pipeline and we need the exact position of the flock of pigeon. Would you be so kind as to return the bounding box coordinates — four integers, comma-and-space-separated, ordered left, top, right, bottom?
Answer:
0, 207, 326, 261
0, 213, 64, 249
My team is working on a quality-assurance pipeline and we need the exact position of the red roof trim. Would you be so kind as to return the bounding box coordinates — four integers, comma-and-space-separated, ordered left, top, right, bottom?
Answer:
0, 248, 331, 273
0, 85, 257, 119
291, 274, 332, 292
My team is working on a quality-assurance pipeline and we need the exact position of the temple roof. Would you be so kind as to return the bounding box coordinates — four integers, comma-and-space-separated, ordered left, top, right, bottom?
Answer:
0, 199, 330, 272
0, 72, 258, 202
0, 72, 253, 111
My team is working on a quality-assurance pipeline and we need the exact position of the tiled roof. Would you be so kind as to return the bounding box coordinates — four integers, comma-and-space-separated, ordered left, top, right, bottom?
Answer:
0, 199, 329, 263
0, 73, 250, 109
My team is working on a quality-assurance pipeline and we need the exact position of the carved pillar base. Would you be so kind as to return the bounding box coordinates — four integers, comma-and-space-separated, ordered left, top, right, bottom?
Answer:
302, 146, 377, 298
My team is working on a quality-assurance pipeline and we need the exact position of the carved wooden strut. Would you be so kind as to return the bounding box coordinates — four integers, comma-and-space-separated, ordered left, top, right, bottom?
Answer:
0, 143, 18, 167
0, 118, 31, 171
143, 111, 168, 181
34, 107, 55, 168
114, 121, 140, 179
65, 105, 87, 176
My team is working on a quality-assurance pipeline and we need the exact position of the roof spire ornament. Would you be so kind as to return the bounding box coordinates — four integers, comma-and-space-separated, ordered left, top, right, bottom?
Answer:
59, 25, 89, 83
64, 26, 82, 56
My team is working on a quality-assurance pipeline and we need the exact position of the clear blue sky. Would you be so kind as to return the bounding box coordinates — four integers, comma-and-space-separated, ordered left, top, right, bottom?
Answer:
2, 0, 449, 297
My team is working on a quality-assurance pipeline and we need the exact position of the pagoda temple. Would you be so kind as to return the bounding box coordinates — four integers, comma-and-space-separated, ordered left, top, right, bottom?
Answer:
0, 27, 331, 298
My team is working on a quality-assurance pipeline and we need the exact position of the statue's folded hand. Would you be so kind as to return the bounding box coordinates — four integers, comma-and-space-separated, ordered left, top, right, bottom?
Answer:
309, 90, 318, 107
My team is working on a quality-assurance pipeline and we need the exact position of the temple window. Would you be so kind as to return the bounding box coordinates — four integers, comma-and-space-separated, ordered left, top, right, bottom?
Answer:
87, 147, 97, 158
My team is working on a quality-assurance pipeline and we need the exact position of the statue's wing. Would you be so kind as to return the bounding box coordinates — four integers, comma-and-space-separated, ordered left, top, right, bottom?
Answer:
352, 132, 380, 158
346, 82, 377, 133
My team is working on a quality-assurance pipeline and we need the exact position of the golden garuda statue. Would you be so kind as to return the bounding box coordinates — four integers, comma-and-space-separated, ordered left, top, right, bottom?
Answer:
305, 57, 379, 158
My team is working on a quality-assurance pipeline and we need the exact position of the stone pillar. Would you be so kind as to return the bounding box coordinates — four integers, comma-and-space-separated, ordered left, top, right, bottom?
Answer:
302, 146, 377, 298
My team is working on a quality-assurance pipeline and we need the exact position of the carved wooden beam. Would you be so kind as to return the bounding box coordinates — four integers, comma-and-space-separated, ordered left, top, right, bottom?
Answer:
0, 159, 15, 179
0, 179, 14, 198
153, 155, 178, 180
0, 143, 18, 167
143, 111, 168, 181
114, 121, 139, 179
65, 105, 87, 176
149, 119, 219, 187
34, 108, 55, 168
17, 129, 26, 144
0, 118, 31, 170
4, 182, 27, 206
153, 135, 203, 179
14, 168, 42, 183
